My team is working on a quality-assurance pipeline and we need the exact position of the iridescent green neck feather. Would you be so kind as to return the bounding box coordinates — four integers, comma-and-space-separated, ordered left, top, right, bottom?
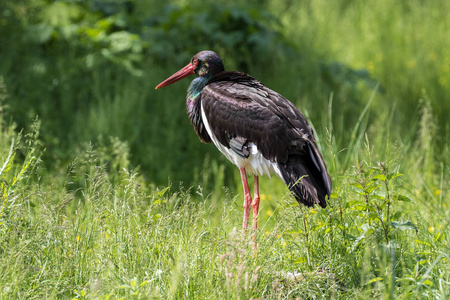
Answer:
187, 75, 211, 101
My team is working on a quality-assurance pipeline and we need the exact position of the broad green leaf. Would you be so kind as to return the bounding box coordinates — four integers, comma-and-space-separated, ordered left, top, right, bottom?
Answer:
157, 186, 170, 198
130, 278, 138, 290
351, 234, 365, 252
353, 204, 375, 212
293, 256, 306, 264
96, 18, 114, 30
372, 190, 386, 200
359, 223, 370, 232
350, 182, 364, 189
366, 277, 383, 284
372, 174, 386, 181
434, 231, 445, 243
395, 277, 415, 283
346, 200, 365, 207
85, 28, 103, 38
351, 226, 373, 252
368, 212, 380, 221
27, 23, 54, 44
391, 211, 403, 220
310, 224, 325, 231
396, 194, 412, 202
391, 221, 418, 233
118, 285, 131, 289
388, 172, 403, 180
345, 234, 357, 241
422, 279, 434, 286
349, 185, 365, 195
366, 183, 382, 194
414, 239, 431, 247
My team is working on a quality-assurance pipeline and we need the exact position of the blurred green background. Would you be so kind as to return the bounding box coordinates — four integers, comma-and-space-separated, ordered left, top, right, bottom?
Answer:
1, 0, 449, 195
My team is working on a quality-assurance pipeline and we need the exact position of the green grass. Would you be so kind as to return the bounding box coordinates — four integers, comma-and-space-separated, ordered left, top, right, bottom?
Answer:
0, 100, 448, 299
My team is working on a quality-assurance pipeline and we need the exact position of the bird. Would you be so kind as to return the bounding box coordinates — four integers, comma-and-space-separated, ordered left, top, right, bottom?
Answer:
155, 50, 331, 240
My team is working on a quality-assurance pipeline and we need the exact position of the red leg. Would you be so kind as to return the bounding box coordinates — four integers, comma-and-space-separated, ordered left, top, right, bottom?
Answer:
252, 176, 260, 250
240, 168, 252, 233
252, 175, 260, 232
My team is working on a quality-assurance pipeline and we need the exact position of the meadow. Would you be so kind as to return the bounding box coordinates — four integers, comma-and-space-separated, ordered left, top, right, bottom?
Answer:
0, 0, 449, 298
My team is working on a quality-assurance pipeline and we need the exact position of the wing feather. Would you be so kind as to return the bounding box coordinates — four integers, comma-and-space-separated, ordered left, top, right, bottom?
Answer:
201, 71, 331, 206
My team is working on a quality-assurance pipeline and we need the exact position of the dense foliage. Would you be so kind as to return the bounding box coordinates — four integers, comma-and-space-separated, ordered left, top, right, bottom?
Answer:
0, 0, 449, 298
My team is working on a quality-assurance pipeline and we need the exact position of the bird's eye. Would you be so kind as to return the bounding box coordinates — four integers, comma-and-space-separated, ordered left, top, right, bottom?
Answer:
192, 59, 199, 66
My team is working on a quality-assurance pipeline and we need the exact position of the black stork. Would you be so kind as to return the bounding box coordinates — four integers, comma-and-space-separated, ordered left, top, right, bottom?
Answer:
156, 50, 331, 238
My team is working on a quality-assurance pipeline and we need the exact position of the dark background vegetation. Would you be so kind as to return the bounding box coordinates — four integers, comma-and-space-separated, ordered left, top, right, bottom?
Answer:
2, 0, 448, 194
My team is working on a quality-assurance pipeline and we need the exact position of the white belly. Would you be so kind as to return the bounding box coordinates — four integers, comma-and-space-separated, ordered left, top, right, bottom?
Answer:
201, 103, 282, 177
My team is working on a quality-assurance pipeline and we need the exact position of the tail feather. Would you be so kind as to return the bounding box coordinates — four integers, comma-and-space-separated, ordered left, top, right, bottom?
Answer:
278, 144, 331, 208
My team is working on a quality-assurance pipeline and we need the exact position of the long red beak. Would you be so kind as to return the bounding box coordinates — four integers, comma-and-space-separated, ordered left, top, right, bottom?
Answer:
155, 63, 196, 89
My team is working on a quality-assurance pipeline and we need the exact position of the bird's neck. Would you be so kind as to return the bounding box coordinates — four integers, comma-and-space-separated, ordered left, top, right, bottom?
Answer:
185, 75, 213, 143
187, 75, 210, 101
186, 75, 210, 115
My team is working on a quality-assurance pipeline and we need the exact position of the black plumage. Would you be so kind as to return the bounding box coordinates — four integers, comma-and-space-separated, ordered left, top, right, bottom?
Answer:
199, 71, 331, 207
156, 50, 332, 235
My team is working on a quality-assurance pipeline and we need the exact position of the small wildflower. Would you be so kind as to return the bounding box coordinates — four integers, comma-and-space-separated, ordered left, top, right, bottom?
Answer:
407, 60, 416, 69
261, 194, 272, 201
375, 53, 383, 62
265, 231, 270, 235
442, 64, 449, 73
435, 189, 441, 195
277, 234, 281, 239
76, 235, 80, 242
367, 61, 375, 72
429, 52, 437, 61
266, 210, 272, 216
428, 227, 435, 233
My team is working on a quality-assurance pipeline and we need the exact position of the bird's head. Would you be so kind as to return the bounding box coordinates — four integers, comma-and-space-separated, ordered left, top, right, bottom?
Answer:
155, 50, 224, 89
